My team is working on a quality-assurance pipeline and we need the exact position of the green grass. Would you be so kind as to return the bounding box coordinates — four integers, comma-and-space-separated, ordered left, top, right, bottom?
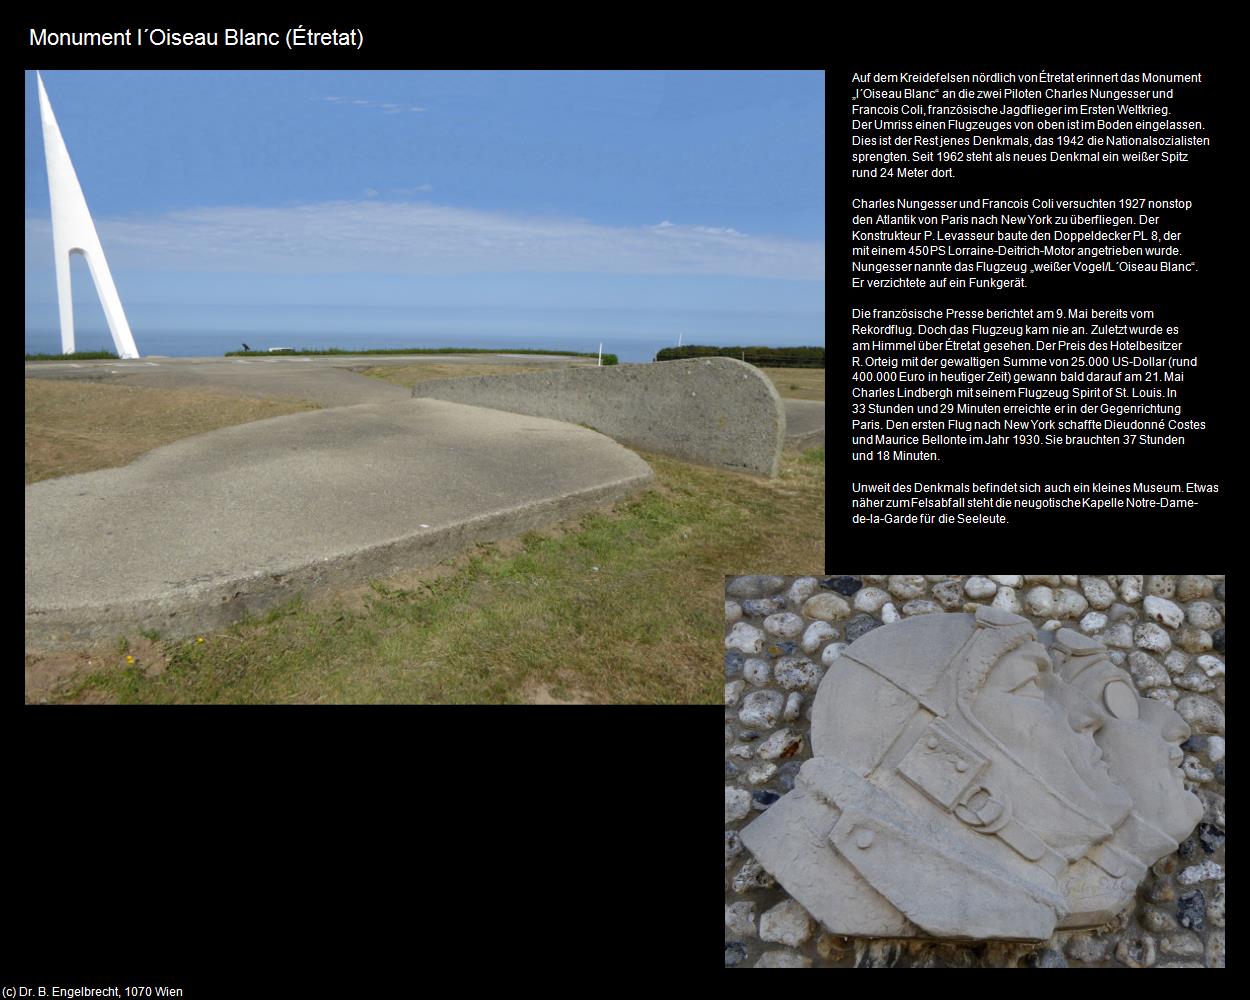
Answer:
223, 346, 619, 364
25, 349, 119, 361
48, 449, 823, 705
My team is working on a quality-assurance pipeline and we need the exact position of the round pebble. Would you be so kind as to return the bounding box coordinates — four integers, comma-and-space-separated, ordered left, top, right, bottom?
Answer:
802, 592, 851, 621
801, 620, 838, 654
1080, 576, 1116, 609
964, 575, 997, 599
754, 951, 811, 969
759, 899, 813, 947
725, 622, 765, 654
731, 859, 776, 893
823, 576, 862, 596
763, 612, 805, 638
1115, 933, 1157, 968
852, 587, 890, 613
787, 577, 821, 607
1177, 669, 1216, 693
1127, 651, 1170, 690
726, 575, 785, 598
1178, 861, 1223, 885
725, 901, 757, 938
992, 586, 1022, 614
725, 786, 751, 823
743, 597, 786, 616
1134, 622, 1172, 653
1196, 654, 1225, 678
931, 580, 964, 608
774, 656, 822, 691
821, 642, 848, 667
1143, 595, 1184, 629
1120, 576, 1143, 603
1080, 611, 1108, 633
742, 658, 771, 687
1102, 622, 1134, 648
738, 690, 785, 729
844, 615, 881, 642
1186, 602, 1222, 630
1055, 588, 1088, 619
1024, 585, 1055, 617
756, 729, 803, 761
1174, 626, 1212, 653
887, 575, 927, 600
1175, 575, 1213, 602
1175, 695, 1225, 735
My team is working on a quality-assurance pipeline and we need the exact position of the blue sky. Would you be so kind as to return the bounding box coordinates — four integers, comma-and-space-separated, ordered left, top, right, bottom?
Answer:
25, 70, 824, 360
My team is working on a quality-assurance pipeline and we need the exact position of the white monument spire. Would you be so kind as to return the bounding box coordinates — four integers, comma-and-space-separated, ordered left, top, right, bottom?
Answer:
36, 72, 140, 359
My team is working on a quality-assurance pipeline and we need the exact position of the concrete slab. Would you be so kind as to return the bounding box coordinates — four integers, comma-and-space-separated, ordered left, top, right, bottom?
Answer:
25, 399, 652, 649
784, 400, 825, 449
412, 357, 786, 477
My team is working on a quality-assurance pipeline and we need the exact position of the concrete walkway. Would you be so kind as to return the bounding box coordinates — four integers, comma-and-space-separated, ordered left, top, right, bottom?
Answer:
783, 399, 825, 449
25, 355, 821, 647
25, 399, 652, 648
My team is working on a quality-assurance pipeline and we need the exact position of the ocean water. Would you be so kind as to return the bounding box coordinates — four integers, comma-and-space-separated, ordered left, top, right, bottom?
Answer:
25, 299, 824, 364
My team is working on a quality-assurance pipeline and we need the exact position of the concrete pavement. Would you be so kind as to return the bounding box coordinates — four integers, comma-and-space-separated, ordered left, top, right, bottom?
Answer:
783, 399, 825, 449
25, 398, 652, 648
25, 354, 822, 647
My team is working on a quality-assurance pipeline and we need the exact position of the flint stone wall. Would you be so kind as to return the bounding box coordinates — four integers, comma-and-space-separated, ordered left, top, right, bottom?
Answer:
724, 574, 1227, 969
412, 357, 785, 477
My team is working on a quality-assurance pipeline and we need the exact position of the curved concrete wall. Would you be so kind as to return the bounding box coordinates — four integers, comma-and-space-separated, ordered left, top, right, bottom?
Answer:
412, 357, 786, 477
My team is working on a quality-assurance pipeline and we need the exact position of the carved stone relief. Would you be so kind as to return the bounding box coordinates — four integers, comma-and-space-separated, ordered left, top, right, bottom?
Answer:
739, 606, 1202, 941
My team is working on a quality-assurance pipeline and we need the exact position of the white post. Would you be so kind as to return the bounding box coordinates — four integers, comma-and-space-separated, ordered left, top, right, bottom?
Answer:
598, 342, 602, 367
678, 332, 683, 347
36, 72, 140, 359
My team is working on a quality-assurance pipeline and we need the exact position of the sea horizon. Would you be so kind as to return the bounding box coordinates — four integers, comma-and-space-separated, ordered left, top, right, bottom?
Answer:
24, 313, 824, 365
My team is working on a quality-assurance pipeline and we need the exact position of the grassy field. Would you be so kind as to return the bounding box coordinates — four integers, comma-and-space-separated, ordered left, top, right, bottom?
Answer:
758, 367, 825, 401
364, 361, 826, 401
25, 366, 824, 704
24, 379, 318, 483
27, 446, 824, 705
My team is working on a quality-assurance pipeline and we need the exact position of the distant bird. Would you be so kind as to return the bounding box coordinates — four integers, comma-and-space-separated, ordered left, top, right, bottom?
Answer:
241, 342, 252, 351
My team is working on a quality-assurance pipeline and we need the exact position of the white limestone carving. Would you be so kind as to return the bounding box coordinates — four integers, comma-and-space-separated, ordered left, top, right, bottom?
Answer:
36, 72, 139, 359
740, 606, 1202, 941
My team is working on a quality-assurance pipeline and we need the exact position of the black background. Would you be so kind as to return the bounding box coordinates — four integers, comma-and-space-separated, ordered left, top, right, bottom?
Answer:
841, 58, 1229, 564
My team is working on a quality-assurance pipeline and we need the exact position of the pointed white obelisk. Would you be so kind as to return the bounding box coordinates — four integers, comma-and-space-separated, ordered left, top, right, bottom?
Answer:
36, 72, 139, 359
